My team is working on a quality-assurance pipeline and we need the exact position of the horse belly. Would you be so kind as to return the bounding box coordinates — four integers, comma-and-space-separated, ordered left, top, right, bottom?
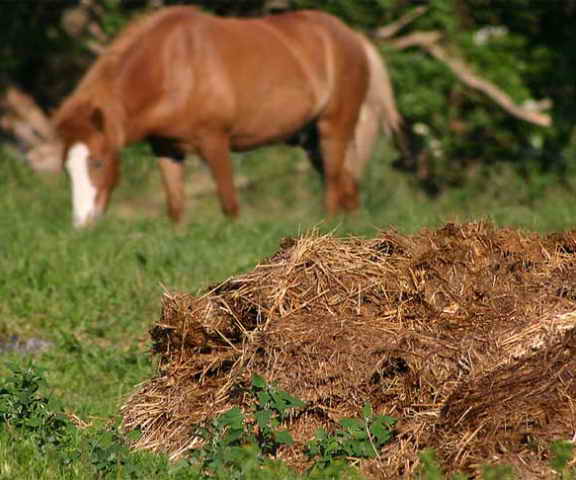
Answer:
228, 80, 320, 150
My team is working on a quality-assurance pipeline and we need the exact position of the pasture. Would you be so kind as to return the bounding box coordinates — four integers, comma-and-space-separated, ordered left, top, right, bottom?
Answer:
2, 139, 576, 478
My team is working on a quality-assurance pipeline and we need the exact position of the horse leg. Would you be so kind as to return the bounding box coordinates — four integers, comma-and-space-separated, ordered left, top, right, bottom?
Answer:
149, 137, 186, 224
198, 135, 239, 218
318, 119, 359, 214
157, 157, 186, 224
337, 158, 360, 211
288, 122, 325, 175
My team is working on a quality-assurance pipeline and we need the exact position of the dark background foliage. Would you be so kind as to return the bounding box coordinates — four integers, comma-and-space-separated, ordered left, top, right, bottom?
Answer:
1, 0, 575, 190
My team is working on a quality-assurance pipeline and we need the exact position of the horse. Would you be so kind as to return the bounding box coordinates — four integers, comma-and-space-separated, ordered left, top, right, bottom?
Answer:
53, 6, 403, 227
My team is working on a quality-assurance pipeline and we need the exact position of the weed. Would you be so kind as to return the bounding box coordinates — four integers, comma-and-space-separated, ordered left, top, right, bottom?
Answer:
306, 402, 396, 470
0, 363, 171, 478
251, 374, 305, 453
550, 440, 576, 479
417, 448, 444, 480
480, 465, 515, 480
189, 375, 306, 477
0, 363, 73, 453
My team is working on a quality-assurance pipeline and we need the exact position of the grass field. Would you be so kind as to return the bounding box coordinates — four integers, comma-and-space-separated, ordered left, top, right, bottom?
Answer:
2, 141, 576, 479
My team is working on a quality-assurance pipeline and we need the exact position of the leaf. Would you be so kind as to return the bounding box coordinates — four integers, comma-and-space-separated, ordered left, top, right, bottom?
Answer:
223, 428, 243, 446
217, 407, 244, 431
314, 428, 328, 441
255, 409, 272, 431
370, 422, 393, 445
352, 441, 375, 458
277, 391, 302, 406
257, 391, 271, 407
273, 430, 294, 445
362, 402, 373, 419
339, 418, 363, 432
279, 391, 305, 409
251, 375, 267, 390
378, 415, 397, 427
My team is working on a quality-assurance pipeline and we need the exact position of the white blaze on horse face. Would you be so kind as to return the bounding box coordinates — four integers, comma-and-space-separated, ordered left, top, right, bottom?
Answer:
66, 143, 98, 227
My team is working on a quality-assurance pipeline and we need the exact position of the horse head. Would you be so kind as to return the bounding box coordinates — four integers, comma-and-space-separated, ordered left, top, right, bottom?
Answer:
55, 102, 120, 228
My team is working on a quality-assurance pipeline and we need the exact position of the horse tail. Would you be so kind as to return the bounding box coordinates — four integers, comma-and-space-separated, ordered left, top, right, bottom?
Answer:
346, 34, 407, 180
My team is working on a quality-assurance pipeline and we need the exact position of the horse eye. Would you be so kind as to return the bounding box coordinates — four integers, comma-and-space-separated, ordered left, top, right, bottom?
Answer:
90, 157, 103, 168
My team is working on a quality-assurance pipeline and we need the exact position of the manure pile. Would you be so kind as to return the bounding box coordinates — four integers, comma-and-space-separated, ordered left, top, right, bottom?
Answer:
121, 222, 576, 478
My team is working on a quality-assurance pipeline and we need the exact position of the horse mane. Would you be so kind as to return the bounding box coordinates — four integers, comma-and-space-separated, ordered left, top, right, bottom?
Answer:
53, 6, 202, 146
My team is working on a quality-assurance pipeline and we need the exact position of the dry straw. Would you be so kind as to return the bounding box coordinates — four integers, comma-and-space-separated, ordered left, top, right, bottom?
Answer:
121, 222, 576, 478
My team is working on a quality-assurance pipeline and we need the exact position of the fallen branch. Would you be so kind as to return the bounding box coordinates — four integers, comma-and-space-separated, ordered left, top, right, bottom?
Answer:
385, 31, 442, 50
373, 6, 427, 40
0, 86, 63, 172
3, 87, 56, 141
382, 31, 551, 127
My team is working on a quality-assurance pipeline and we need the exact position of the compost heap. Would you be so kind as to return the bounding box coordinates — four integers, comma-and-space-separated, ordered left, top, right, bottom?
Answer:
121, 222, 576, 478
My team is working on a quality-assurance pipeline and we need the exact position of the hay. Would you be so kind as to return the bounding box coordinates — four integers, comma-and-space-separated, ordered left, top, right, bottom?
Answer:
121, 222, 576, 477
433, 327, 576, 478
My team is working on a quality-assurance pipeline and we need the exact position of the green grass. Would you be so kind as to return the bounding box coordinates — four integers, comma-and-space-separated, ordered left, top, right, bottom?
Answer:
2, 141, 576, 478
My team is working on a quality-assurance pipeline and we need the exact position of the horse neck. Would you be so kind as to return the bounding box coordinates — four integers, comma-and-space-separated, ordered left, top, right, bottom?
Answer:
101, 103, 126, 151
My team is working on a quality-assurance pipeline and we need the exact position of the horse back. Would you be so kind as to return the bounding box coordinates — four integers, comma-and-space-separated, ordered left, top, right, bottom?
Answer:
54, 7, 370, 151
193, 10, 369, 148
258, 10, 369, 107
263, 10, 368, 74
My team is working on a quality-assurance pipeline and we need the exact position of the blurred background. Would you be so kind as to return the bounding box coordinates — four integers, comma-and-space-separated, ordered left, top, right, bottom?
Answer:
1, 0, 576, 230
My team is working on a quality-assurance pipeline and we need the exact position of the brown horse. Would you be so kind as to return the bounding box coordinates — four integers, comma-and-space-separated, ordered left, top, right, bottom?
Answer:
53, 6, 402, 227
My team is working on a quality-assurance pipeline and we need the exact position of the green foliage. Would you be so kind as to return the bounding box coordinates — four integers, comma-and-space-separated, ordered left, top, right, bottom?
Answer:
381, 1, 543, 187
291, 0, 392, 29
251, 374, 305, 452
306, 403, 395, 469
417, 448, 444, 480
99, 0, 138, 37
480, 465, 515, 480
0, 363, 73, 454
550, 440, 576, 479
0, 2, 73, 101
185, 375, 373, 478
87, 429, 163, 479
0, 363, 174, 479
189, 375, 306, 476
290, 0, 574, 189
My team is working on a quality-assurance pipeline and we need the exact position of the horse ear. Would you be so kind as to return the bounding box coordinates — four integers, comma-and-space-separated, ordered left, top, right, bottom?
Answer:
90, 107, 105, 132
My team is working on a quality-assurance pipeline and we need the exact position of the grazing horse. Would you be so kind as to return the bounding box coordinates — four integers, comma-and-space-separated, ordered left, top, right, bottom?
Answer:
53, 6, 402, 227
